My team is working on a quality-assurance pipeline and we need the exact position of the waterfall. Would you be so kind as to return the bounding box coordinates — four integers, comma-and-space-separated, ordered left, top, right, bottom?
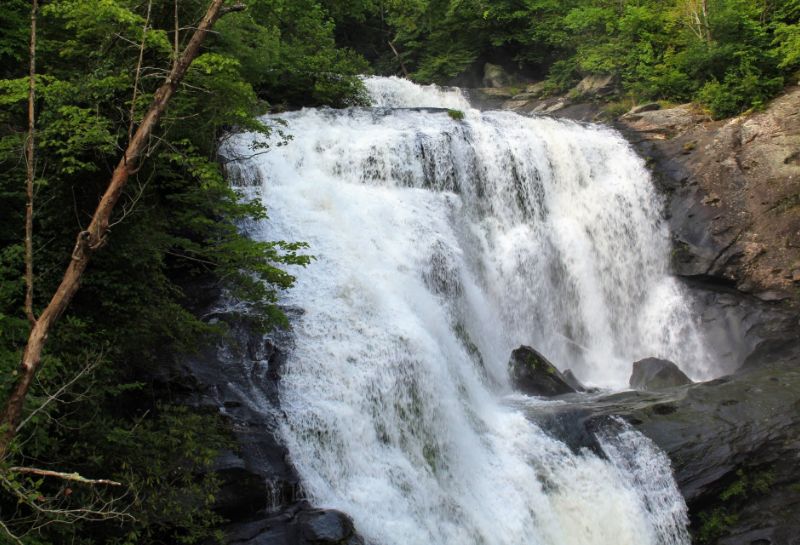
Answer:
226, 76, 704, 545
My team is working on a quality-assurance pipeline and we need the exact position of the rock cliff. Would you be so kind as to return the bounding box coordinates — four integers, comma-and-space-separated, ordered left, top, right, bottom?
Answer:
618, 87, 800, 309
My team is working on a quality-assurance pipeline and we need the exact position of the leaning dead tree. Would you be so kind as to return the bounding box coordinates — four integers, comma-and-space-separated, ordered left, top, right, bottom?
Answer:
0, 0, 246, 458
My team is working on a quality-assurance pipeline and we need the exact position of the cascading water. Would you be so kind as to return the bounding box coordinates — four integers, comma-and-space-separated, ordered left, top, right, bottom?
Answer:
225, 76, 709, 545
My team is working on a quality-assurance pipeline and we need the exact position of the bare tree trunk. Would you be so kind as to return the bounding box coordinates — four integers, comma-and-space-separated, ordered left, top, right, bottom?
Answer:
24, 0, 38, 326
681, 0, 712, 43
700, 0, 710, 42
388, 40, 409, 78
0, 0, 246, 458
174, 0, 180, 69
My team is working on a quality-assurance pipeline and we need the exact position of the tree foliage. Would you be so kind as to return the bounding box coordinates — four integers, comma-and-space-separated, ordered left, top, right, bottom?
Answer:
349, 0, 800, 118
0, 0, 365, 542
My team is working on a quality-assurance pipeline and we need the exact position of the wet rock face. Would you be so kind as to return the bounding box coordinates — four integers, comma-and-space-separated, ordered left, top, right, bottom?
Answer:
508, 346, 576, 397
629, 358, 692, 390
525, 357, 800, 545
562, 369, 586, 392
610, 86, 800, 376
618, 86, 800, 310
295, 509, 364, 545
225, 505, 363, 545
183, 310, 368, 545
629, 363, 800, 544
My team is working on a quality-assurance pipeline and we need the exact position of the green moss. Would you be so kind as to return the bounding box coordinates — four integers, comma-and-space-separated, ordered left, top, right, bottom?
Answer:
526, 354, 542, 369
696, 468, 775, 543
720, 469, 775, 501
697, 509, 739, 544
447, 109, 465, 121
720, 477, 747, 501
453, 321, 487, 372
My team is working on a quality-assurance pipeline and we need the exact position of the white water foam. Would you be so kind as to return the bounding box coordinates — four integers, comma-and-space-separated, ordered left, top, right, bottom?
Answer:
226, 77, 703, 545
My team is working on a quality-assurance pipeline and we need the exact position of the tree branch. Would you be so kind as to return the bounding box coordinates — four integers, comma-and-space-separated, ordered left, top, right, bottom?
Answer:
7, 467, 122, 486
220, 3, 246, 14
0, 518, 23, 545
388, 40, 409, 78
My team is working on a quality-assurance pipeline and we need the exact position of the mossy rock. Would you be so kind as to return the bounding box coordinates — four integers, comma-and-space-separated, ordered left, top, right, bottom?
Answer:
508, 346, 576, 397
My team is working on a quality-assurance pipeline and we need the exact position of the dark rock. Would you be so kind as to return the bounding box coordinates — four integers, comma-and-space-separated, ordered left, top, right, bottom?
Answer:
225, 516, 289, 545
629, 364, 800, 543
295, 509, 363, 545
547, 102, 603, 122
523, 360, 800, 544
629, 357, 692, 390
213, 449, 269, 520
183, 310, 337, 544
224, 506, 364, 545
562, 369, 586, 392
508, 346, 576, 396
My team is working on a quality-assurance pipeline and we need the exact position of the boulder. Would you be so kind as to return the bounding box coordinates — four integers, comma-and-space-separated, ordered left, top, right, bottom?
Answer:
224, 505, 365, 545
509, 346, 576, 397
629, 357, 692, 390
502, 98, 535, 112
532, 97, 570, 114
620, 103, 707, 136
295, 509, 363, 545
524, 81, 548, 97
628, 102, 661, 114
482, 63, 514, 88
572, 74, 616, 97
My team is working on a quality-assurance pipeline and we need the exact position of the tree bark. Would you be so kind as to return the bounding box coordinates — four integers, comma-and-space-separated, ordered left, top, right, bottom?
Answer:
388, 40, 409, 78
24, 0, 38, 326
0, 0, 246, 459
9, 466, 121, 486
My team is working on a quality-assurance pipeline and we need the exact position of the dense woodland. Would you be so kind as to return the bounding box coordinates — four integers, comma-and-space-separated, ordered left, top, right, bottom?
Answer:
0, 0, 798, 543
339, 0, 800, 118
